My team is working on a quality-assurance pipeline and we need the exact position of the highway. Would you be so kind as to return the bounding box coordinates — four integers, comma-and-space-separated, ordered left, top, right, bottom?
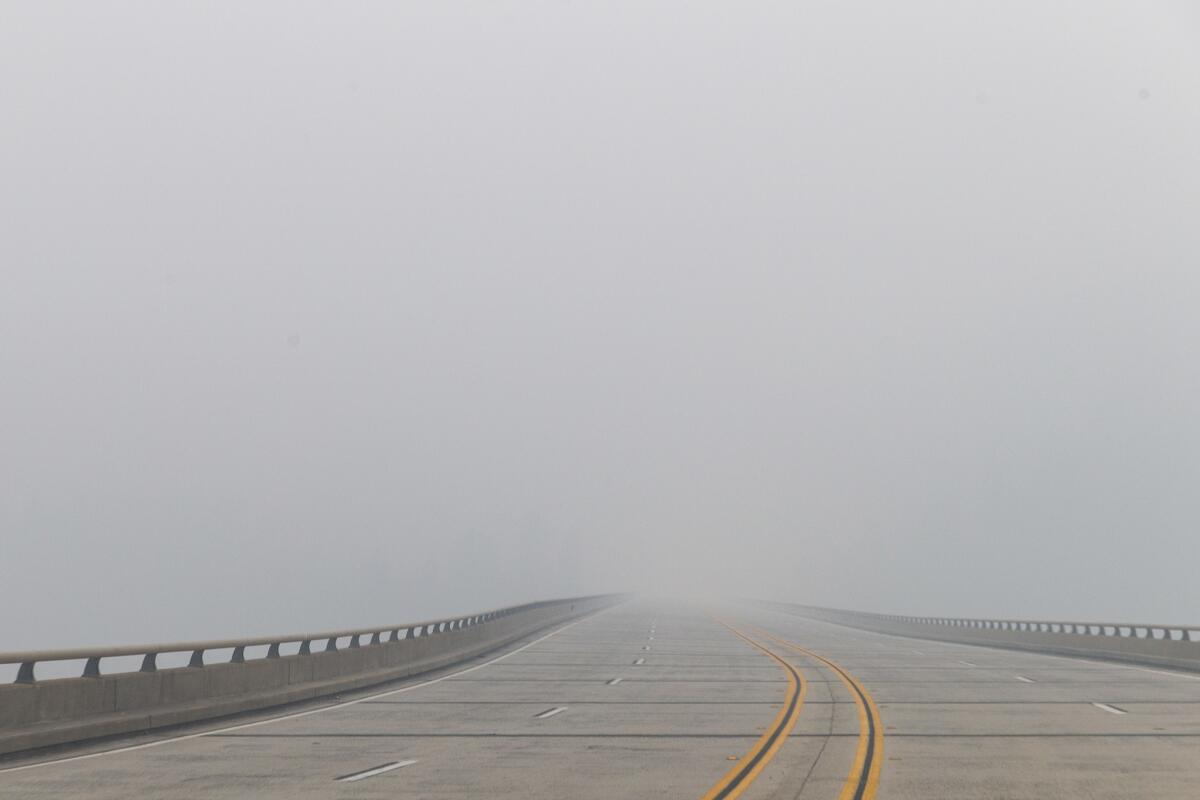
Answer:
2, 600, 1199, 798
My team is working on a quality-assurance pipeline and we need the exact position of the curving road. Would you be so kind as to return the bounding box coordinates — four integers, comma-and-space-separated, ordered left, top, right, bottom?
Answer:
2, 600, 1199, 798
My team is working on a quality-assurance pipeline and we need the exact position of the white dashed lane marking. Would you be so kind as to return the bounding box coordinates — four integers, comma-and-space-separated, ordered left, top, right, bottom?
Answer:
335, 759, 418, 782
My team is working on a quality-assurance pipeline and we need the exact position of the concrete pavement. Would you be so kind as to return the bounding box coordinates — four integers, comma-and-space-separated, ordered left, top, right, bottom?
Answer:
2, 600, 1198, 798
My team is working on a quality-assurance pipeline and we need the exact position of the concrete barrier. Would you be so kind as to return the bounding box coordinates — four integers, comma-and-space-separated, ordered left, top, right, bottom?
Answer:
0, 594, 622, 757
760, 601, 1200, 673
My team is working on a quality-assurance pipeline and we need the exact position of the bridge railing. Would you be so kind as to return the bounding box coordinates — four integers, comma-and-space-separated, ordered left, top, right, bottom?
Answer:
0, 594, 622, 758
1, 598, 560, 684
761, 601, 1200, 673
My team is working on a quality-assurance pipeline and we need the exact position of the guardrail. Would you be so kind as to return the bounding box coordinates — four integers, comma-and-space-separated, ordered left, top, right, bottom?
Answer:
760, 601, 1200, 673
0, 594, 622, 758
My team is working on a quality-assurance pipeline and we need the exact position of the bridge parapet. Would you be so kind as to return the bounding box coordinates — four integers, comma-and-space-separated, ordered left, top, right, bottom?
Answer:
0, 594, 621, 758
762, 601, 1200, 673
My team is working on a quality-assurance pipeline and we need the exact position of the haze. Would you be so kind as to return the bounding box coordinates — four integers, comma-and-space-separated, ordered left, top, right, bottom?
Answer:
3, 1, 1199, 651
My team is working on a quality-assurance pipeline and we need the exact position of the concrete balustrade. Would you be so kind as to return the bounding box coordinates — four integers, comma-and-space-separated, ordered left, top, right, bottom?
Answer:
762, 601, 1200, 673
0, 594, 621, 757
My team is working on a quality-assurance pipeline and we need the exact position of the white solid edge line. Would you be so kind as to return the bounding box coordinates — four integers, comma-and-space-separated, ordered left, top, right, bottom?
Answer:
336, 759, 418, 782
985, 647, 1200, 681
1131, 665, 1200, 681
1091, 702, 1126, 715
0, 611, 606, 775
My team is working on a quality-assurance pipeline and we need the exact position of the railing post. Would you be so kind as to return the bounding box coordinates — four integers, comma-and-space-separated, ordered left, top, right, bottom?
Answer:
83, 656, 101, 677
232, 646, 246, 663
15, 661, 35, 684
141, 653, 158, 672
189, 649, 205, 668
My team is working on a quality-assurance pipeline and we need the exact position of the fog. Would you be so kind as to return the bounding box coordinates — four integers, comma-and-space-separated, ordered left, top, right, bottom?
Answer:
3, 2, 1199, 650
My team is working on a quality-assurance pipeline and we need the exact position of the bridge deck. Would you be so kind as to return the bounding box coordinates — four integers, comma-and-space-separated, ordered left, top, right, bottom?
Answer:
2, 601, 1198, 798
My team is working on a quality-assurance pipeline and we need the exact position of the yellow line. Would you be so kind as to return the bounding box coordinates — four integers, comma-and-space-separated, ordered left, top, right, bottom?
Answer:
698, 618, 807, 800
753, 627, 883, 800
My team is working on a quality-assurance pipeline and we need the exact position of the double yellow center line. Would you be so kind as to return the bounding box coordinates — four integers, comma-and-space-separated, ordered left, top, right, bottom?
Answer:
698, 619, 883, 800
755, 627, 884, 800
700, 619, 807, 800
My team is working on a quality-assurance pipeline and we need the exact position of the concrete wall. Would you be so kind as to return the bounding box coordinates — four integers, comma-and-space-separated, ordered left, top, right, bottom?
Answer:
762, 602, 1200, 673
0, 595, 619, 757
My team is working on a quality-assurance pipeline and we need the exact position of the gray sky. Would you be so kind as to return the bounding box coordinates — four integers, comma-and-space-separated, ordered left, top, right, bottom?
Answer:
3, 1, 1199, 650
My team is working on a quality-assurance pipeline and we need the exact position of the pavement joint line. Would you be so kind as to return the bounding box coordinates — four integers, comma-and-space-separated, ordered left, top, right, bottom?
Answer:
334, 759, 417, 782
204, 732, 1200, 739
362, 699, 790, 705
486, 662, 772, 667
473, 662, 783, 669
0, 607, 612, 775
444, 681, 796, 686
872, 700, 1188, 705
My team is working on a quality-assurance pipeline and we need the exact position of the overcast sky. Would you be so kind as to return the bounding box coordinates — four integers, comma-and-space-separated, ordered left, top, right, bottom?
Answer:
3, 2, 1199, 650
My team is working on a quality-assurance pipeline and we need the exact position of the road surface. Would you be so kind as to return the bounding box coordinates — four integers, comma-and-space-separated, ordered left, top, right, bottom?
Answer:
2, 600, 1198, 798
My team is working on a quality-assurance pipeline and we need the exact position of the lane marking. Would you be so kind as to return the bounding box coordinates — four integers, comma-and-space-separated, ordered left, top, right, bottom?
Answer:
958, 661, 977, 667
1132, 666, 1200, 681
1092, 703, 1127, 715
754, 627, 882, 800
335, 759, 417, 782
633, 658, 645, 665
0, 610, 610, 775
1010, 649, 1200, 682
606, 678, 622, 686
1015, 676, 1036, 683
534, 706, 568, 719
643, 645, 652, 651
698, 619, 806, 800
